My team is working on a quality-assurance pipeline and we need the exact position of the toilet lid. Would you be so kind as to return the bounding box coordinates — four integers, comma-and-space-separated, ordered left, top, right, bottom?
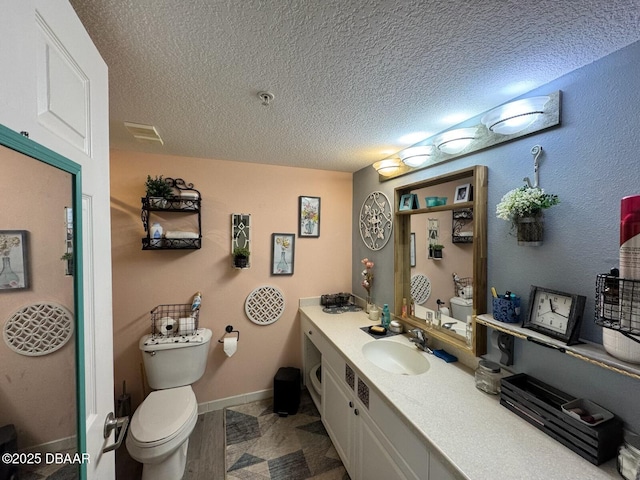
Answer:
130, 386, 196, 443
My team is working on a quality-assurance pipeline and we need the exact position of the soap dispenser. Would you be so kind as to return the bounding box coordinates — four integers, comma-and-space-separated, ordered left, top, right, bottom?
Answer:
382, 304, 391, 328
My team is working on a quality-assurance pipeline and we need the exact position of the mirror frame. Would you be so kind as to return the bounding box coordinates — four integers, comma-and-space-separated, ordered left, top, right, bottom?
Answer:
0, 125, 86, 467
394, 165, 487, 356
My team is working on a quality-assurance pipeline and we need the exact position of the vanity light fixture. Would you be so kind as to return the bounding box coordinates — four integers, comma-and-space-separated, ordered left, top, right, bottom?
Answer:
399, 145, 433, 167
372, 158, 401, 176
481, 95, 550, 135
433, 127, 477, 155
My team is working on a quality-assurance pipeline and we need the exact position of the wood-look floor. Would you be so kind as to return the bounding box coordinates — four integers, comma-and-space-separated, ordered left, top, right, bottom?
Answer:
116, 409, 226, 480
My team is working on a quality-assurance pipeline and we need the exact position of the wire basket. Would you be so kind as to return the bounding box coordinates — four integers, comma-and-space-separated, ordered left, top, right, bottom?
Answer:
453, 275, 473, 299
150, 304, 199, 338
595, 274, 640, 341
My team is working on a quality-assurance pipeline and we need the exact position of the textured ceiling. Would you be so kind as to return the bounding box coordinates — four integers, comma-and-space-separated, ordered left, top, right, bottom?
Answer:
70, 0, 640, 172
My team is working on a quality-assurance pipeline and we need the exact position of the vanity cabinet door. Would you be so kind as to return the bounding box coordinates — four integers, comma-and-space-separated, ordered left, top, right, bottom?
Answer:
356, 406, 415, 480
322, 360, 355, 474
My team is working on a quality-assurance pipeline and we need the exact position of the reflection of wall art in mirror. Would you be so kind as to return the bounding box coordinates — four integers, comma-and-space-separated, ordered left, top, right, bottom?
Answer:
399, 194, 412, 211
0, 230, 29, 290
271, 233, 295, 275
454, 184, 472, 203
299, 196, 320, 237
410, 233, 416, 267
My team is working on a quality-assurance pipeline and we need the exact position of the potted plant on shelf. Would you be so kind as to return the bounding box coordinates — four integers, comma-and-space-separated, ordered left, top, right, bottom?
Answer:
60, 252, 73, 276
430, 244, 444, 259
145, 175, 174, 208
232, 246, 251, 269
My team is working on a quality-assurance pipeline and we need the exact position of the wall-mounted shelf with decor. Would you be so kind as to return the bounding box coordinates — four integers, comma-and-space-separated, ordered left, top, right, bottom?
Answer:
475, 314, 640, 381
452, 208, 473, 243
141, 178, 201, 250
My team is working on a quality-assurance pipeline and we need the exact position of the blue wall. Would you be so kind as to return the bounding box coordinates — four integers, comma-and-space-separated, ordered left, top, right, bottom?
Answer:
353, 40, 640, 432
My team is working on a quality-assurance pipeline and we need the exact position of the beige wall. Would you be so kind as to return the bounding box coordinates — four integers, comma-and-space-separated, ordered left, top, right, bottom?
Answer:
0, 146, 75, 449
110, 150, 353, 409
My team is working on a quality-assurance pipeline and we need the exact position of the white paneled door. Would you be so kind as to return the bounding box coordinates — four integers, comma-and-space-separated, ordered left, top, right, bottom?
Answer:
1, 1, 115, 478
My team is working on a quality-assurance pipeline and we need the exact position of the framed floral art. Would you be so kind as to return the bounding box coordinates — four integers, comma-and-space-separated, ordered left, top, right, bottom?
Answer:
271, 233, 295, 275
0, 230, 29, 290
298, 196, 320, 237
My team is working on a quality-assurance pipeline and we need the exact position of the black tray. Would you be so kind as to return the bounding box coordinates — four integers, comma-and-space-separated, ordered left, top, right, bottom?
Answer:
500, 373, 622, 465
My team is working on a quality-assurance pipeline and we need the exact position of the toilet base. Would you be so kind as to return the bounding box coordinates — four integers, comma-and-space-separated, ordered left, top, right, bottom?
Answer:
141, 438, 189, 480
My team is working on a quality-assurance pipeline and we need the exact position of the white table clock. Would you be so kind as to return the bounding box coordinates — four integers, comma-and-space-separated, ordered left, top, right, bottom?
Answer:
523, 286, 586, 345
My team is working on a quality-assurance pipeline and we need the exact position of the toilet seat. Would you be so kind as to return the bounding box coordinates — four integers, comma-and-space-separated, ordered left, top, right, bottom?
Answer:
129, 386, 197, 448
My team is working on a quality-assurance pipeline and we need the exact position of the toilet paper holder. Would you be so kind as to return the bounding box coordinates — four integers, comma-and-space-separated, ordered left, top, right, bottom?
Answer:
218, 325, 240, 343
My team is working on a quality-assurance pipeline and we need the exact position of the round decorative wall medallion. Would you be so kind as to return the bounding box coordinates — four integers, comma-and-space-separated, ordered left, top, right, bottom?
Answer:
411, 274, 432, 305
359, 191, 393, 251
245, 286, 285, 325
3, 302, 74, 356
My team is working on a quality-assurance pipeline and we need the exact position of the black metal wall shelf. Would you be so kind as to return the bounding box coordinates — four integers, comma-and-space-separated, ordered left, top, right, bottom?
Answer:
452, 208, 473, 244
141, 177, 202, 250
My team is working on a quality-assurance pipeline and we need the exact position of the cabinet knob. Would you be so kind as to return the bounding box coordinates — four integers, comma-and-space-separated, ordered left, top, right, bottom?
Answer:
354, 408, 359, 416
308, 330, 312, 335
348, 401, 354, 408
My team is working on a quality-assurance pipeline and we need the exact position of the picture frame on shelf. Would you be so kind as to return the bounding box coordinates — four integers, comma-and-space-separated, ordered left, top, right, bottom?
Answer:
0, 230, 29, 290
271, 233, 295, 275
399, 193, 419, 211
299, 196, 320, 237
454, 183, 472, 203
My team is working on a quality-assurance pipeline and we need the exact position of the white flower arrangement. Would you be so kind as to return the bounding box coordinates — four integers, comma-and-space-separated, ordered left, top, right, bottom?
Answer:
496, 186, 559, 223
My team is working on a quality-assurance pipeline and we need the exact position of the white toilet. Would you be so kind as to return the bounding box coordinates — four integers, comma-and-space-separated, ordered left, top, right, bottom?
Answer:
126, 328, 212, 480
450, 296, 473, 323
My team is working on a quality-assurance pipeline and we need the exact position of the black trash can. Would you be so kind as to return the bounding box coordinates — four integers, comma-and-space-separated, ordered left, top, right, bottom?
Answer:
0, 424, 18, 480
273, 367, 301, 416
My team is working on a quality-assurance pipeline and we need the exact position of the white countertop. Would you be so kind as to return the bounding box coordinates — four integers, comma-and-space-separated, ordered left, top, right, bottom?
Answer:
299, 299, 619, 480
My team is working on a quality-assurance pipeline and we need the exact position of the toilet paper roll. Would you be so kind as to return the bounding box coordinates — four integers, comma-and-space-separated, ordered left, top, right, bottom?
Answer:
461, 285, 473, 299
178, 317, 195, 336
155, 316, 176, 336
223, 336, 237, 357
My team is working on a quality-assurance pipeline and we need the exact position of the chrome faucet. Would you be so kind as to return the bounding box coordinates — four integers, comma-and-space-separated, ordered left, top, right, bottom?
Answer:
409, 328, 431, 353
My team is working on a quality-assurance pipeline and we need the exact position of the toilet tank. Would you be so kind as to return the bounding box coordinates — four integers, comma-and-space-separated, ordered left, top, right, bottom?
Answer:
139, 328, 213, 390
449, 297, 473, 322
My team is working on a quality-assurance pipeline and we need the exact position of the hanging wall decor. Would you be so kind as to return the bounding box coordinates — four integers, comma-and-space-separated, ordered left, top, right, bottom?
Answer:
359, 191, 393, 251
0, 230, 29, 290
271, 233, 295, 275
298, 196, 320, 237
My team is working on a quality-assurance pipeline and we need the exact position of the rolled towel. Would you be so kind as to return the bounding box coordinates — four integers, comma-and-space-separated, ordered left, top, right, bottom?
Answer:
165, 231, 199, 239
178, 317, 196, 336
179, 191, 199, 200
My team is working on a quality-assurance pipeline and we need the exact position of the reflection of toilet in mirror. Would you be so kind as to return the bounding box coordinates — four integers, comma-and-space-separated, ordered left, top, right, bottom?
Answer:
450, 296, 473, 323
126, 328, 212, 480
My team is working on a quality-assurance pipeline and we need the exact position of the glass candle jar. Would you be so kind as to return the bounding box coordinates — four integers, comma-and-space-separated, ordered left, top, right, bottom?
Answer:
475, 360, 502, 394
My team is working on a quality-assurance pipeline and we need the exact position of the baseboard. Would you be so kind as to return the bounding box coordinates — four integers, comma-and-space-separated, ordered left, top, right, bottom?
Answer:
197, 388, 273, 414
21, 435, 76, 454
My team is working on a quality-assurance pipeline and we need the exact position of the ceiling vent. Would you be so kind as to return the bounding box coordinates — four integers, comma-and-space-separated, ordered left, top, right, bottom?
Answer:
124, 122, 164, 145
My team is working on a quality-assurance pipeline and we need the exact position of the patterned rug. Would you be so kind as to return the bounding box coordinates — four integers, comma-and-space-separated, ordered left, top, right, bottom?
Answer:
225, 390, 349, 480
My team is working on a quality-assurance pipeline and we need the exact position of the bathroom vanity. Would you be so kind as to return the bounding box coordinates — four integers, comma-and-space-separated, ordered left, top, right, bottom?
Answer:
300, 298, 619, 480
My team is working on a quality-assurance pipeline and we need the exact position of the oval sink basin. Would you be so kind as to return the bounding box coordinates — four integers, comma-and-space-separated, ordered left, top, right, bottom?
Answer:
362, 341, 430, 375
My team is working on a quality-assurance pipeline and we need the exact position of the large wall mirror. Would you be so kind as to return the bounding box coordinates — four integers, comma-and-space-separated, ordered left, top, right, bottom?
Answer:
394, 165, 488, 356
0, 125, 83, 477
